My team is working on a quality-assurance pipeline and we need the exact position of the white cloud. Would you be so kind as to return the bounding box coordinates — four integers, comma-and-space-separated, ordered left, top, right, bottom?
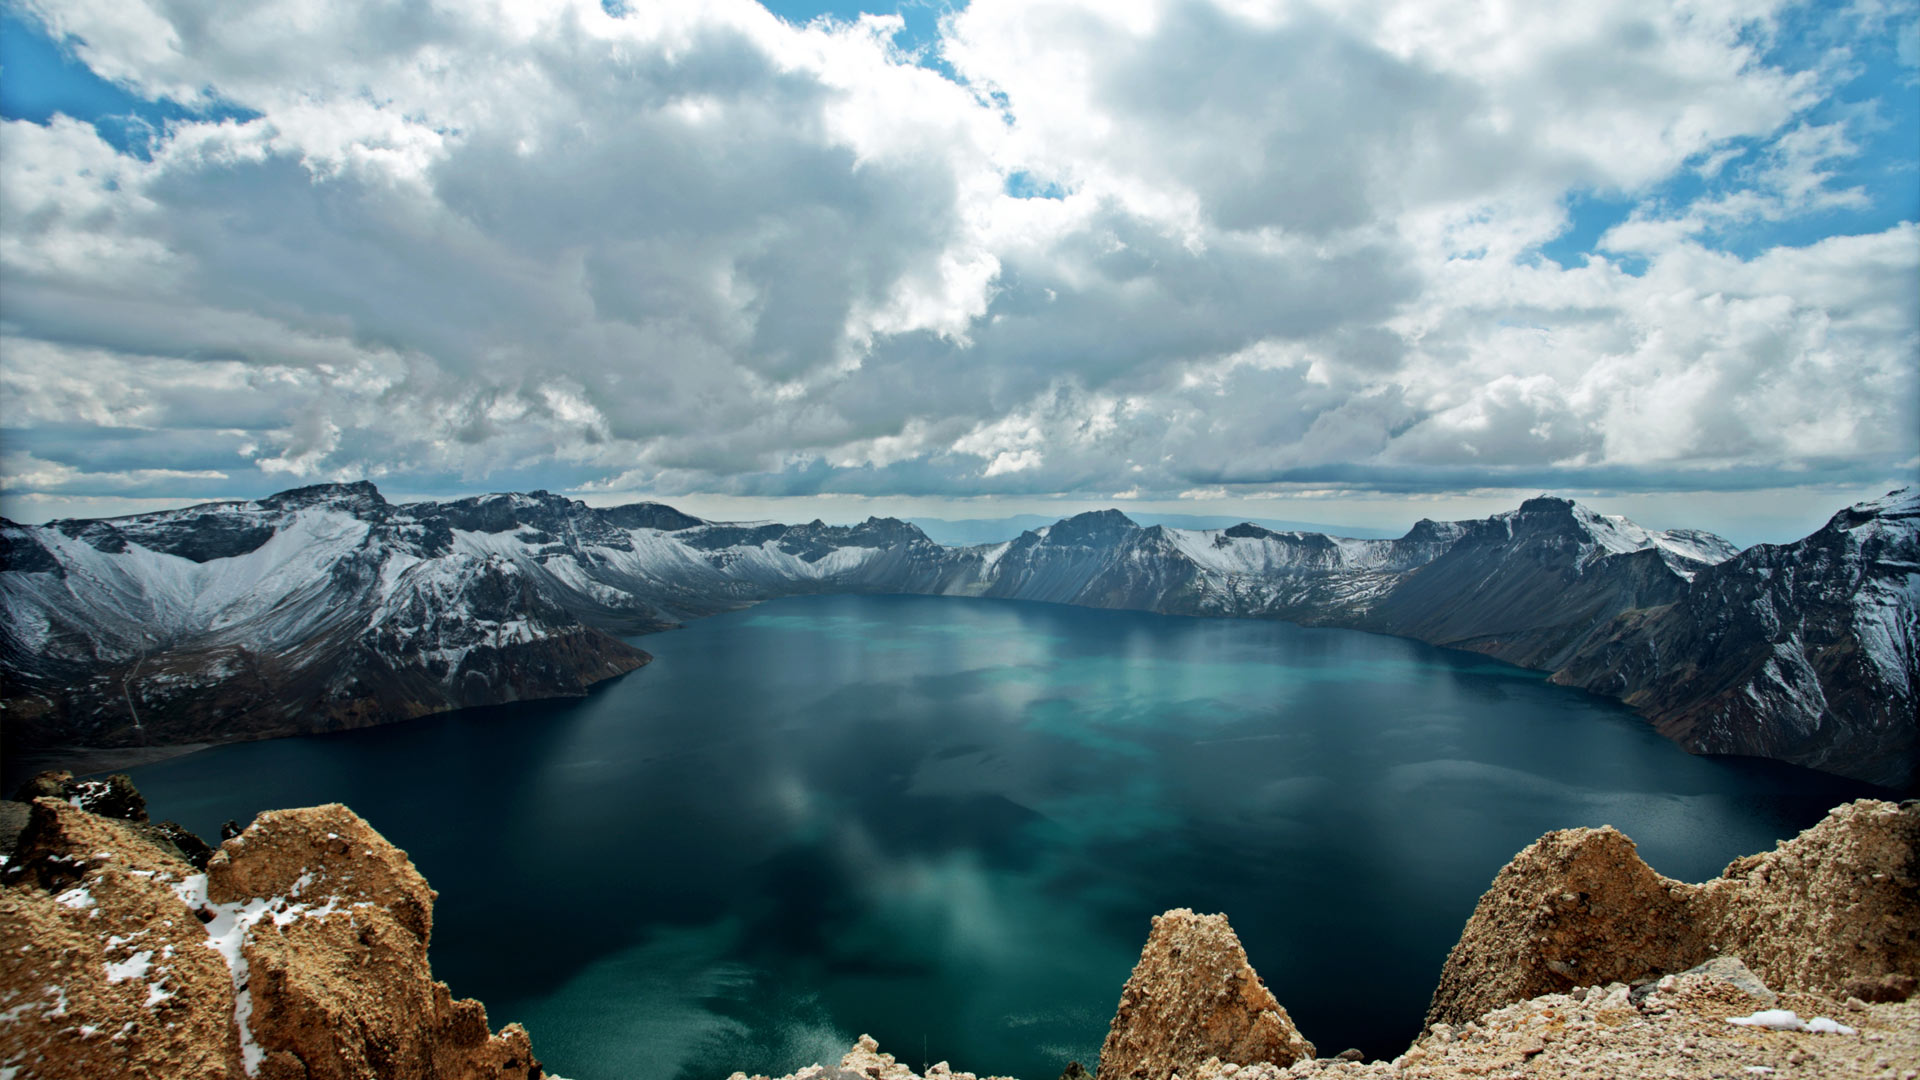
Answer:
0, 451, 227, 491
0, 0, 1912, 511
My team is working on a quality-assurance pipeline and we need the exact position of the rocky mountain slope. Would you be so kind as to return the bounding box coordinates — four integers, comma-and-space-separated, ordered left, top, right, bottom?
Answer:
1357, 496, 1736, 671
4, 483, 1914, 785
1552, 487, 1920, 789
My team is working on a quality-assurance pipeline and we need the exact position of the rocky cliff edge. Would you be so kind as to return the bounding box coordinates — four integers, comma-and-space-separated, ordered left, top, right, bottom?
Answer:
0, 785, 547, 1080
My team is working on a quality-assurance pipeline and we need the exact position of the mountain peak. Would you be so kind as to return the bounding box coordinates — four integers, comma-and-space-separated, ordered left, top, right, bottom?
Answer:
1046, 509, 1141, 545
259, 480, 388, 514
1515, 494, 1583, 518
1816, 485, 1919, 544
595, 501, 705, 532
1846, 486, 1918, 520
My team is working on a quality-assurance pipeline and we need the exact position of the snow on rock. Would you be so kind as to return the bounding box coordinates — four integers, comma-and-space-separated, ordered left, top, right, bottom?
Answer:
1, 789, 550, 1079
102, 949, 153, 984
1726, 1009, 1858, 1034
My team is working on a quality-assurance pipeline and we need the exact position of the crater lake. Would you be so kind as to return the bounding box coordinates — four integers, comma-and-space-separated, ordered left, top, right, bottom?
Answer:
120, 593, 1883, 1080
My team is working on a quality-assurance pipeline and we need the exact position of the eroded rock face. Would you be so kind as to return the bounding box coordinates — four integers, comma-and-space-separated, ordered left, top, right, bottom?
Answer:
1, 798, 240, 1080
1428, 799, 1920, 1028
1424, 825, 1704, 1028
1692, 800, 1920, 1001
1097, 908, 1315, 1080
0, 797, 544, 1080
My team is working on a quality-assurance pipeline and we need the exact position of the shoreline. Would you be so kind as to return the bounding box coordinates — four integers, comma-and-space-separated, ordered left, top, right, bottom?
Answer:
3, 741, 218, 786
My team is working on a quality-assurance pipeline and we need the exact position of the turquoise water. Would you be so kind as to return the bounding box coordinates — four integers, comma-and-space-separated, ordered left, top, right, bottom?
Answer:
123, 594, 1881, 1079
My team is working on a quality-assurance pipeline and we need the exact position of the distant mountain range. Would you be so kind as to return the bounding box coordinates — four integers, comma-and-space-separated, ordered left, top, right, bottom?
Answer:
3, 484, 1913, 788
907, 513, 1399, 546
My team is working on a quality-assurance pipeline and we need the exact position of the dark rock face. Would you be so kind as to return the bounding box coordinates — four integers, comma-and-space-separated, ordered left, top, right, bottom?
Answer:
1362, 497, 1724, 671
1047, 509, 1141, 547
1552, 488, 1919, 789
260, 479, 389, 515
597, 501, 705, 532
0, 523, 63, 575
67, 774, 149, 821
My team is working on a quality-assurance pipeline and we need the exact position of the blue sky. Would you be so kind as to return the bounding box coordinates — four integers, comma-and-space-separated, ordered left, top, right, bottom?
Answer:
1, 0, 1915, 542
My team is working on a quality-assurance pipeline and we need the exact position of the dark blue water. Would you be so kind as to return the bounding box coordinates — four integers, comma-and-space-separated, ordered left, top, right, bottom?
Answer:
121, 595, 1881, 1079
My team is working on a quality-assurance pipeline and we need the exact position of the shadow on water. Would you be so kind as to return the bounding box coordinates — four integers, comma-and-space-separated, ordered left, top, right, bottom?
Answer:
120, 594, 1894, 1080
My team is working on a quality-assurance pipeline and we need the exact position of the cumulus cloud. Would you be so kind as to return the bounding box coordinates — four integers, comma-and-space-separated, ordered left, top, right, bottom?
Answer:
0, 0, 1913, 514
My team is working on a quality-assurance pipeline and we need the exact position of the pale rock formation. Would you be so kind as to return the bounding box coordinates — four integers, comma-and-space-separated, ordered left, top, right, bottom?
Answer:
1427, 799, 1920, 1029
1097, 909, 1315, 1080
726, 1033, 1018, 1080
0, 797, 544, 1080
1233, 970, 1920, 1078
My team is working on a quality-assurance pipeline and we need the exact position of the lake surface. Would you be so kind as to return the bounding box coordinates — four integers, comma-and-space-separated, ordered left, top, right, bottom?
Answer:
122, 594, 1881, 1080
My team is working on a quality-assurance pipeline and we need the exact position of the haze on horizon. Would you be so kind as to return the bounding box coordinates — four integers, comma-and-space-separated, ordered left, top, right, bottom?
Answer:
1, 0, 1915, 546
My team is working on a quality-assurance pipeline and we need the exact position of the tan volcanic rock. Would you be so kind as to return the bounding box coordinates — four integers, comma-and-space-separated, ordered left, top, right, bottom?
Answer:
0, 797, 545, 1080
1196, 971, 1919, 1079
1427, 799, 1920, 1029
1693, 799, 1920, 1001
1, 799, 242, 1080
1097, 908, 1315, 1080
1423, 824, 1704, 1029
749, 981, 1920, 1080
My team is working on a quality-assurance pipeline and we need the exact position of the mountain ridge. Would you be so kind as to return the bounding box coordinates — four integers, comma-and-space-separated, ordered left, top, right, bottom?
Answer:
3, 484, 1913, 787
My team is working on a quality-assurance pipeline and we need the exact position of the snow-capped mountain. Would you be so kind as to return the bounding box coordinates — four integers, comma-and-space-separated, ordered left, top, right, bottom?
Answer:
3, 482, 1911, 787
1552, 488, 1919, 789
948, 510, 1471, 620
0, 484, 650, 753
1360, 496, 1739, 671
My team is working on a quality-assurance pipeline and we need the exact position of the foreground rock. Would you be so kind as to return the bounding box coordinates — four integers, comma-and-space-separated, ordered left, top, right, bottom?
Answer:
727, 1034, 1017, 1080
2, 770, 214, 869
736, 984, 1920, 1080
1098, 909, 1315, 1079
0, 796, 545, 1079
1428, 799, 1920, 1028
1212, 972, 1920, 1079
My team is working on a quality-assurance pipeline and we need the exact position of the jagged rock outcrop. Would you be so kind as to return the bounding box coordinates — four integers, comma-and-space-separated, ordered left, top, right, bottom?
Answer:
0, 794, 544, 1079
3, 770, 215, 867
1097, 909, 1315, 1080
1427, 799, 1920, 1029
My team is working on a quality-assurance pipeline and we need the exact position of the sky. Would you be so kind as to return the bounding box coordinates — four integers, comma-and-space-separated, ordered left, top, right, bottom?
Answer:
0, 0, 1916, 545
